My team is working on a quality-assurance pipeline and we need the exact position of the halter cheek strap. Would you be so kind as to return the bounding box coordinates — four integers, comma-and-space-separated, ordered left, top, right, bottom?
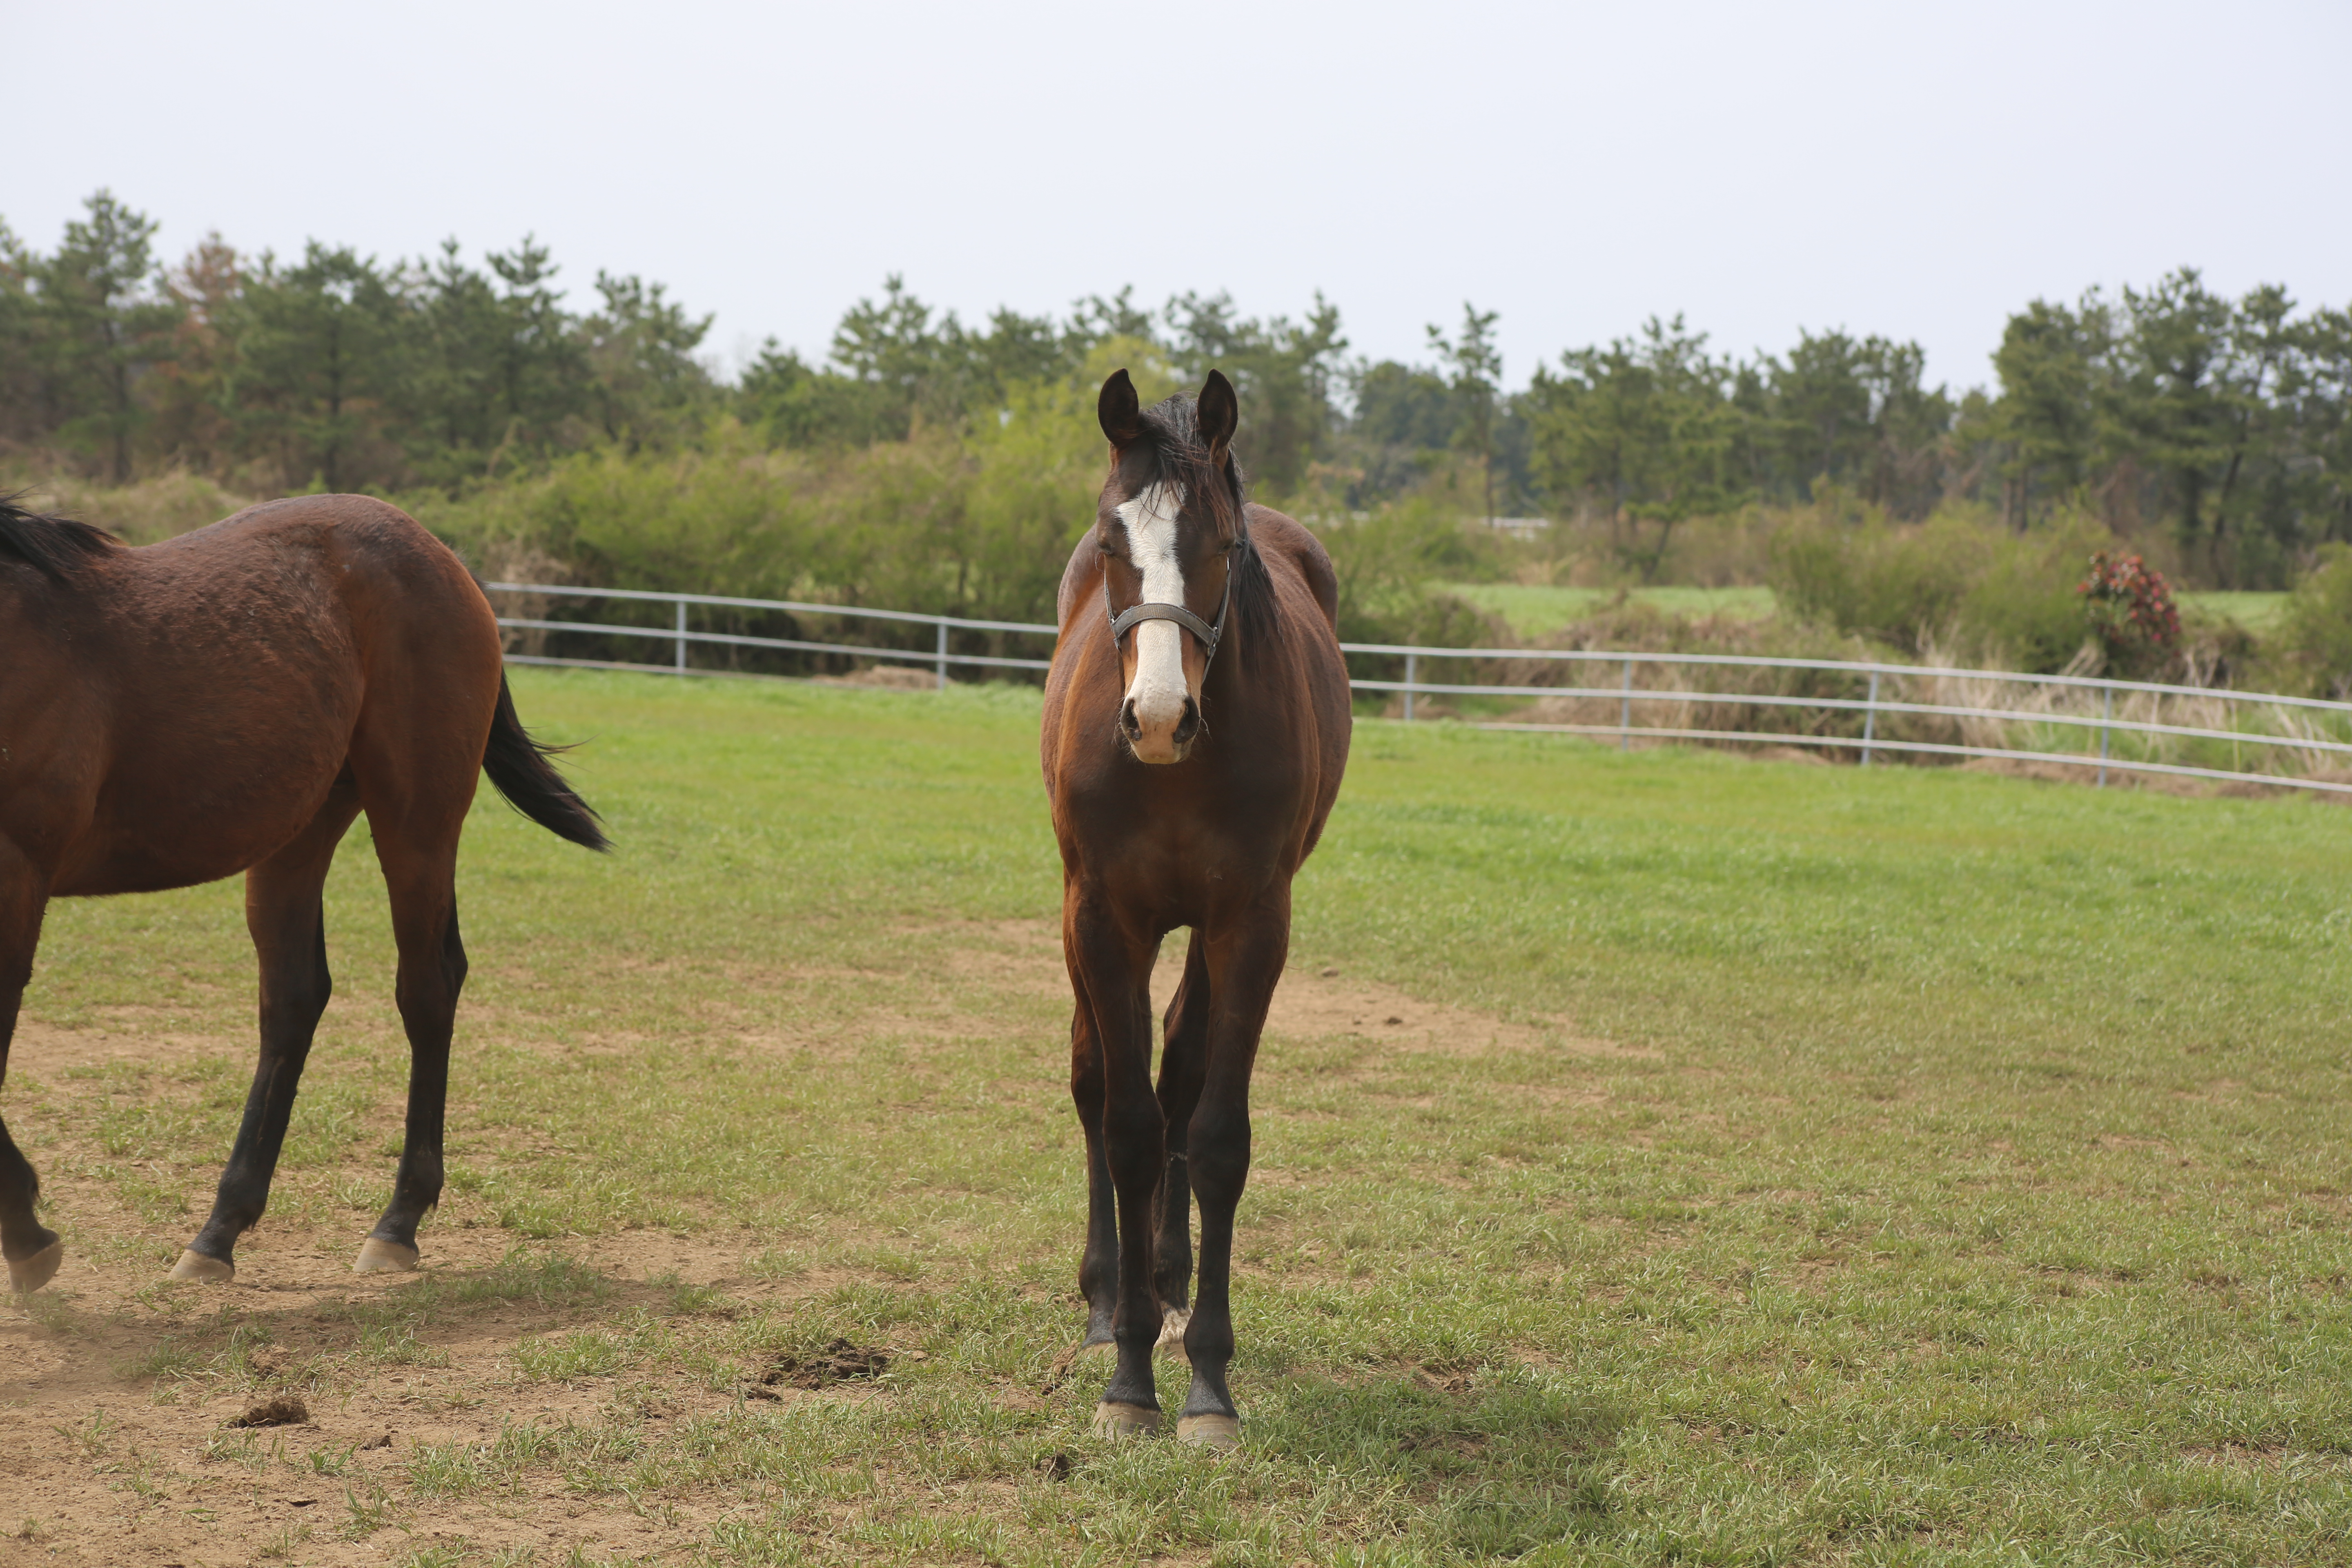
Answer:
1106, 553, 1234, 669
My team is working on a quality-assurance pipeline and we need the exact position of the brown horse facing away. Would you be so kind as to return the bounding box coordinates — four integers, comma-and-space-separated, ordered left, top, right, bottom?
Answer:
0, 494, 606, 1294
1040, 370, 1352, 1446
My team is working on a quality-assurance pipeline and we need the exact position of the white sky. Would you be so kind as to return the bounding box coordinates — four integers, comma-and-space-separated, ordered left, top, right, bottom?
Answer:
8, 0, 2348, 396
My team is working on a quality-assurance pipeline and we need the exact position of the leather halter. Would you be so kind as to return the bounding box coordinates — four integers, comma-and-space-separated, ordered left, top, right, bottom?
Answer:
1105, 540, 1237, 670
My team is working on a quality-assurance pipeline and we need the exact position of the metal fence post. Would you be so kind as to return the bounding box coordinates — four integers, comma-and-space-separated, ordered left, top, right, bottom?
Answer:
675, 598, 687, 673
1620, 658, 1633, 751
935, 619, 949, 690
1403, 652, 1417, 722
1861, 669, 1880, 766
2098, 684, 2112, 787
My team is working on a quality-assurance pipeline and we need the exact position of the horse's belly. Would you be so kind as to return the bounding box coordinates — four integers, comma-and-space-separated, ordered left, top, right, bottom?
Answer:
56, 700, 359, 897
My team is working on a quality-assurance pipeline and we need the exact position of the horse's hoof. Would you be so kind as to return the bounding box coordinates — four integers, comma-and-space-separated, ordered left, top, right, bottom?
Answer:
169, 1250, 234, 1283
7, 1240, 64, 1294
1091, 1401, 1162, 1439
1176, 1413, 1241, 1450
354, 1238, 420, 1274
1156, 1309, 1191, 1360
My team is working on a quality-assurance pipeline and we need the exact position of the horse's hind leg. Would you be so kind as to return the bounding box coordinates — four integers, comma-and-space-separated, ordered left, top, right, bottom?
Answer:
173, 780, 361, 1282
0, 843, 60, 1293
355, 819, 468, 1274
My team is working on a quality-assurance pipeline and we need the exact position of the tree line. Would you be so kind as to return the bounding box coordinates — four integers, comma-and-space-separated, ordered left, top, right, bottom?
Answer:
5, 189, 2350, 590
0, 193, 717, 494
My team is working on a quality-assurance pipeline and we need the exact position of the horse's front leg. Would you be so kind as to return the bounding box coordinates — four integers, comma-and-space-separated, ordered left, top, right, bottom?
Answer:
1153, 930, 1213, 1321
0, 840, 60, 1294
1065, 891, 1165, 1437
174, 786, 358, 1282
1066, 964, 1118, 1348
1176, 893, 1290, 1448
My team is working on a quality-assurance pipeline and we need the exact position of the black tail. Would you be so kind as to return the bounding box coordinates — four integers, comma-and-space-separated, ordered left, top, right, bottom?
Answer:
484, 673, 611, 851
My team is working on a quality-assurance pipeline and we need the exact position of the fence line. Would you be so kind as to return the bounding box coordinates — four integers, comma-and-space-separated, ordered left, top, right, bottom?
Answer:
481, 582, 2352, 797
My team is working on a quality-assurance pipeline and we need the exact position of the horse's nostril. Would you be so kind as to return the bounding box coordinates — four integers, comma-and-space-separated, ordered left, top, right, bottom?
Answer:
1173, 698, 1200, 744
1119, 698, 1142, 738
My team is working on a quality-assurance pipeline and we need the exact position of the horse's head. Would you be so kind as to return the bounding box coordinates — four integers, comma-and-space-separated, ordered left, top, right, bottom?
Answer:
1094, 368, 1247, 765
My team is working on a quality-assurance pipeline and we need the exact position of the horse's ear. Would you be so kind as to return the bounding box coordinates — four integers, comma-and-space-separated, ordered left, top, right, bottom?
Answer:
1198, 370, 1238, 461
1098, 370, 1141, 448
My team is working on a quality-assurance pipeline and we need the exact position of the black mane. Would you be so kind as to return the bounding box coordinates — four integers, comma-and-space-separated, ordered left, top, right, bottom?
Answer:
0, 494, 117, 580
1136, 394, 1278, 651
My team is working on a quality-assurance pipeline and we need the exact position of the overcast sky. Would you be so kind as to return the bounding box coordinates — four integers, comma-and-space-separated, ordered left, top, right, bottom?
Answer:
9, 0, 2348, 395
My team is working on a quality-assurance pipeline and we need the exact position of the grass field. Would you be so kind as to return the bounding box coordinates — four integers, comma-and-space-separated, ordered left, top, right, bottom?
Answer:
2182, 592, 2292, 632
1445, 584, 2288, 641
1441, 586, 1777, 637
6, 668, 2352, 1566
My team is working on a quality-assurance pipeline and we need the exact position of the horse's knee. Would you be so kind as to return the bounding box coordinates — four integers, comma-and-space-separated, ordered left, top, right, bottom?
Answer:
264, 954, 332, 1034
1187, 1113, 1252, 1207
1069, 1058, 1104, 1117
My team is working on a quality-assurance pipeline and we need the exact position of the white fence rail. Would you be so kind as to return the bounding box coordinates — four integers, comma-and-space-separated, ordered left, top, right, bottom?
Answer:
483, 582, 2352, 797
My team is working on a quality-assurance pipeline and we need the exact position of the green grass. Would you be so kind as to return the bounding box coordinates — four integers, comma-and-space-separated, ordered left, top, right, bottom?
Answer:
1443, 584, 1777, 637
2182, 590, 2290, 630
1446, 584, 2287, 641
19, 668, 2352, 1564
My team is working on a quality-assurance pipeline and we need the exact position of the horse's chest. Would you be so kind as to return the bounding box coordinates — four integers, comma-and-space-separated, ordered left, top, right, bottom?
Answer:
1063, 788, 1295, 904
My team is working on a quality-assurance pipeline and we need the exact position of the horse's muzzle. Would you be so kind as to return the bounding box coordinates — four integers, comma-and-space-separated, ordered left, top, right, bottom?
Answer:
1120, 693, 1202, 762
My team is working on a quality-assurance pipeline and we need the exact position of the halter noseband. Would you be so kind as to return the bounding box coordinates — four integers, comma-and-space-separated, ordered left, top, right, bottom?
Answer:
1105, 542, 1237, 670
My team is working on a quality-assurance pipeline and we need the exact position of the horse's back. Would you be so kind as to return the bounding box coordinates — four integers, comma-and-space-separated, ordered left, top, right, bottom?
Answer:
198, 493, 481, 602
1241, 505, 1341, 635
1238, 505, 1351, 861
134, 494, 498, 670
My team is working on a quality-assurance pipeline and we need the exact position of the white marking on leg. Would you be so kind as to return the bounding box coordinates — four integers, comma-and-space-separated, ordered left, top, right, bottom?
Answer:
1116, 483, 1189, 735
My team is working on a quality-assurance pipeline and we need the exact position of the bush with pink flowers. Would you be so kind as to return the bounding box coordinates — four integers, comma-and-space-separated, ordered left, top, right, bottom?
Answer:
2078, 552, 2180, 676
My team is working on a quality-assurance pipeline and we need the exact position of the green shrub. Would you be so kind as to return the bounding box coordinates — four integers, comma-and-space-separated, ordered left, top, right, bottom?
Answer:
410, 427, 815, 598
2267, 545, 2352, 697
1309, 495, 1506, 671
1957, 528, 2099, 672
1770, 506, 2099, 671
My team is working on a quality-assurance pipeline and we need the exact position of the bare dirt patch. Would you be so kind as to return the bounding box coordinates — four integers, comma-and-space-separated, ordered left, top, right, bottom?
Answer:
1240, 959, 1629, 1058
811, 664, 937, 690
941, 915, 1632, 1057
747, 1338, 891, 1394
10, 1013, 244, 1073
1955, 755, 2347, 800
0, 922, 1612, 1564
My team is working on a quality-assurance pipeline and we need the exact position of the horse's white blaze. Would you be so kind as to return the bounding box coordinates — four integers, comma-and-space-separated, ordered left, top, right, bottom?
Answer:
1116, 483, 1190, 735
